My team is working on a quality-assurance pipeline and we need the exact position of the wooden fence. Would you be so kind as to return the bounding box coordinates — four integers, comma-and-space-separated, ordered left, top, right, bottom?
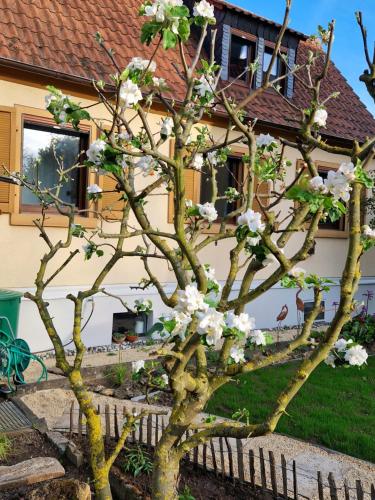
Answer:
63, 403, 375, 500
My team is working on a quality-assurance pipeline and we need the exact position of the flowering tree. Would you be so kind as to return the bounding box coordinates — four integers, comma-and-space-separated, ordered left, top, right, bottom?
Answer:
3, 1, 375, 498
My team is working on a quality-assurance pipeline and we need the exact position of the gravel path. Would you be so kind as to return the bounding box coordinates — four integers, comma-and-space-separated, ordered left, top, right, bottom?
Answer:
21, 388, 375, 500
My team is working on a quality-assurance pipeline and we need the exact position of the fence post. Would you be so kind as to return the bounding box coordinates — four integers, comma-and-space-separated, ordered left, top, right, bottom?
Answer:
210, 439, 217, 476
249, 449, 255, 488
356, 480, 364, 500
147, 414, 152, 449
69, 401, 74, 437
317, 471, 324, 500
236, 439, 245, 482
371, 483, 375, 500
259, 448, 267, 490
225, 437, 234, 482
269, 450, 278, 498
219, 437, 225, 478
344, 480, 350, 500
114, 405, 119, 440
193, 430, 199, 470
328, 473, 338, 500
293, 460, 298, 500
139, 417, 144, 444
105, 405, 110, 444
155, 414, 159, 445
281, 454, 288, 499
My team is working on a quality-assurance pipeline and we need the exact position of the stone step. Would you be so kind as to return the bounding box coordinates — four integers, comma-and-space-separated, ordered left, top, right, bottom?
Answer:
0, 457, 65, 491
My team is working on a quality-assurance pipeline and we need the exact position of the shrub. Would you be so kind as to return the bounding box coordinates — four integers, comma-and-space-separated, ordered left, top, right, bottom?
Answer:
105, 363, 129, 387
121, 446, 153, 477
0, 434, 11, 460
179, 486, 195, 500
342, 315, 375, 346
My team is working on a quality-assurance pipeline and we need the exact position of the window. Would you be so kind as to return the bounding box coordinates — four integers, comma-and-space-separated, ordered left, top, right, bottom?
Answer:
262, 47, 286, 92
200, 156, 242, 218
229, 34, 256, 83
317, 167, 346, 232
303, 301, 325, 322
21, 121, 89, 212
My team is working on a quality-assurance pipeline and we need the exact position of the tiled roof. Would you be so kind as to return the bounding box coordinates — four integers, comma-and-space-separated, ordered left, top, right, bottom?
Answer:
0, 0, 374, 143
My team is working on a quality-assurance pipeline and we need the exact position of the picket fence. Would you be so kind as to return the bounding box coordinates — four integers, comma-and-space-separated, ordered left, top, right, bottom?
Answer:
62, 403, 375, 500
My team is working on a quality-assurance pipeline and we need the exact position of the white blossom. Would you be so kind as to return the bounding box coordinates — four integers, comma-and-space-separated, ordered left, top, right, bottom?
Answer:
192, 153, 204, 170
226, 312, 255, 335
82, 244, 92, 255
344, 345, 368, 366
118, 131, 131, 142
152, 76, 166, 88
313, 108, 328, 127
132, 360, 145, 373
195, 75, 216, 98
161, 373, 169, 385
247, 235, 261, 246
207, 150, 219, 166
230, 346, 246, 364
143, 0, 183, 23
256, 133, 277, 148
338, 162, 356, 181
58, 111, 67, 123
324, 170, 351, 202
363, 225, 375, 239
160, 117, 174, 137
87, 184, 103, 195
137, 155, 158, 176
151, 329, 171, 341
45, 93, 57, 108
127, 57, 156, 73
86, 139, 106, 165
185, 199, 193, 208
334, 338, 350, 352
193, 0, 215, 19
197, 202, 218, 223
248, 329, 266, 346
119, 80, 143, 108
289, 267, 306, 279
177, 285, 208, 314
309, 176, 328, 194
197, 308, 225, 346
167, 310, 192, 340
238, 209, 265, 233
324, 353, 336, 368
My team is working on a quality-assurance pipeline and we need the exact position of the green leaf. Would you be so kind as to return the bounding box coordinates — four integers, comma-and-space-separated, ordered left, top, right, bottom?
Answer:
141, 21, 161, 45
170, 5, 189, 17
162, 28, 178, 49
178, 17, 191, 41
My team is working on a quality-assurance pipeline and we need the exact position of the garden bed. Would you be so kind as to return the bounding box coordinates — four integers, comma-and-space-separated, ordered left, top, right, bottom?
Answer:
1, 429, 258, 499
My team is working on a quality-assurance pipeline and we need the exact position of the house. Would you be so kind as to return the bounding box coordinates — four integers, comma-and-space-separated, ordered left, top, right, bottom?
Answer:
0, 0, 374, 352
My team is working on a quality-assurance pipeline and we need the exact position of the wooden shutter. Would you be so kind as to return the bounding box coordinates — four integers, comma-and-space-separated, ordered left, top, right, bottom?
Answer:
101, 174, 125, 220
253, 178, 270, 212
168, 169, 200, 223
0, 110, 12, 213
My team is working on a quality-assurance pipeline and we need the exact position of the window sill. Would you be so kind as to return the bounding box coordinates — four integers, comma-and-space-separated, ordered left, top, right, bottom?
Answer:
316, 229, 349, 239
10, 212, 98, 228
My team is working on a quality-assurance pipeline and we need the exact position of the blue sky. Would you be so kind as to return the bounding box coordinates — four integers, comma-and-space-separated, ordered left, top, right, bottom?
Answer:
230, 0, 375, 115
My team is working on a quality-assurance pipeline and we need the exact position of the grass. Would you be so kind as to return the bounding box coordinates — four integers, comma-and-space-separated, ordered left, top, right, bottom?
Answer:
104, 363, 129, 387
207, 356, 375, 463
0, 433, 11, 460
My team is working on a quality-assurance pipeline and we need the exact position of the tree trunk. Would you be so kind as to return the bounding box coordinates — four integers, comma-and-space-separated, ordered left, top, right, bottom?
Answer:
69, 371, 112, 499
152, 444, 180, 500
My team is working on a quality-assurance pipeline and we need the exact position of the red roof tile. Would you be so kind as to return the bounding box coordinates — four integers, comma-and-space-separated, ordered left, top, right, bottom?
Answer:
0, 0, 373, 143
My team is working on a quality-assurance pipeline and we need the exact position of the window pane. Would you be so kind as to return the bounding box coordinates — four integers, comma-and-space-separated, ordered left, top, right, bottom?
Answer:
200, 157, 241, 218
22, 125, 82, 207
317, 170, 345, 231
229, 35, 253, 81
263, 50, 278, 77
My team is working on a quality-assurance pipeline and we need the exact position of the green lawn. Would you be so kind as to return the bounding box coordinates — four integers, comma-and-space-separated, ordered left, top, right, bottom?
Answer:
207, 356, 375, 463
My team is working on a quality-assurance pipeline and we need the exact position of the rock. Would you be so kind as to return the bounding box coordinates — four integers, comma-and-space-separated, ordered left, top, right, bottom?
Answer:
92, 384, 105, 393
46, 431, 70, 455
28, 478, 91, 500
110, 466, 145, 500
65, 441, 84, 468
0, 457, 65, 491
100, 388, 115, 397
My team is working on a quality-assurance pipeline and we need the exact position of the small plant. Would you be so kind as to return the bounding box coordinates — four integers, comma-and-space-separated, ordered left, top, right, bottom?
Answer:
342, 314, 375, 346
178, 485, 195, 500
105, 363, 129, 387
0, 434, 11, 460
121, 445, 153, 477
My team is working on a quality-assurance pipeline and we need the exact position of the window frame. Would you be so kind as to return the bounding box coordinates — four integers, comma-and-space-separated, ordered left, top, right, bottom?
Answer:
262, 40, 288, 94
228, 28, 257, 87
296, 159, 349, 239
20, 119, 89, 214
10, 105, 97, 228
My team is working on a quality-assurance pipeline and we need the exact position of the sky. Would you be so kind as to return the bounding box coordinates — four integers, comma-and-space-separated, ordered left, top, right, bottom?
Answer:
229, 0, 375, 115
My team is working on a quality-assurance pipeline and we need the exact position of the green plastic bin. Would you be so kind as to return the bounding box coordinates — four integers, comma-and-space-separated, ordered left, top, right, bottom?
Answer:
0, 289, 23, 339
